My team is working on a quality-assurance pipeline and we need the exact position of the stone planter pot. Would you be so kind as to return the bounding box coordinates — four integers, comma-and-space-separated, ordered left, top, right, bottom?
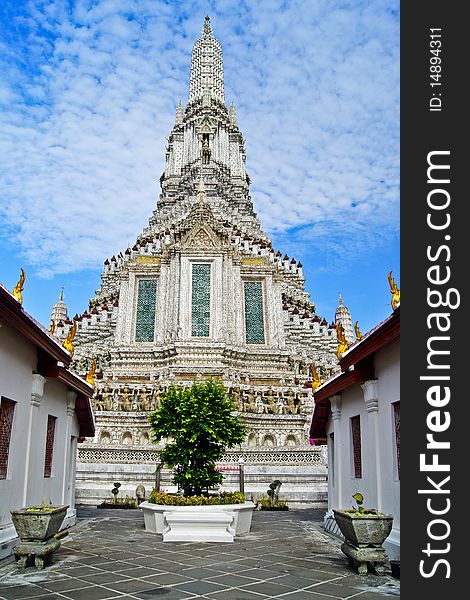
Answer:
333, 509, 393, 575
140, 501, 255, 542
11, 505, 68, 569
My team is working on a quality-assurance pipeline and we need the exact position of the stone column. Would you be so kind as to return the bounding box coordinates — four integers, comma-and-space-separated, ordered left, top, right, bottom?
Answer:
61, 391, 77, 515
361, 380, 381, 510
22, 374, 46, 506
330, 395, 342, 509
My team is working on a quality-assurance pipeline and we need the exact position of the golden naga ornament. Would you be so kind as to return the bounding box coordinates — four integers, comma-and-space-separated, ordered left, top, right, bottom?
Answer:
85, 359, 97, 386
388, 271, 400, 310
336, 322, 349, 359
12, 268, 26, 304
311, 363, 322, 392
354, 320, 363, 341
63, 320, 77, 357
49, 320, 56, 334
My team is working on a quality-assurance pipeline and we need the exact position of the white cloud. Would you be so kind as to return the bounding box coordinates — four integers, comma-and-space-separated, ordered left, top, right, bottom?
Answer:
0, 0, 399, 277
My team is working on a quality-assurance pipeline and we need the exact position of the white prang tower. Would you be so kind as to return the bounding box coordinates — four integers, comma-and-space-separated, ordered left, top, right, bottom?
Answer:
56, 17, 343, 504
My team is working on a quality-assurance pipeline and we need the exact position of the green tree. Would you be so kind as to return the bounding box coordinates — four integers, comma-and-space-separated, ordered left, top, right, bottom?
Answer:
149, 380, 246, 496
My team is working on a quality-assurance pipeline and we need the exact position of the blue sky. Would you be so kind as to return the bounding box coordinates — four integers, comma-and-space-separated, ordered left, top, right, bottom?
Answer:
0, 0, 399, 334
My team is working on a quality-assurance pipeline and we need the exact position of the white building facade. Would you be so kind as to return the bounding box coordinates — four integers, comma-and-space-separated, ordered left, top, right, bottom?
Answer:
310, 307, 400, 560
0, 285, 94, 561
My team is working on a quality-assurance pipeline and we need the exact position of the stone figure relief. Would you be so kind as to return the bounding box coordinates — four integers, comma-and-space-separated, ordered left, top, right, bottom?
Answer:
120, 386, 132, 411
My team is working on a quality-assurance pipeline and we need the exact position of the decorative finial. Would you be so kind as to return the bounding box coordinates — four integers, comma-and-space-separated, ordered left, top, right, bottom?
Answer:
311, 363, 321, 392
336, 322, 349, 359
85, 358, 97, 386
338, 291, 343, 306
204, 15, 212, 35
175, 100, 183, 125
12, 268, 26, 304
197, 176, 206, 204
388, 271, 400, 310
354, 321, 363, 341
229, 101, 238, 127
63, 319, 77, 357
59, 286, 64, 301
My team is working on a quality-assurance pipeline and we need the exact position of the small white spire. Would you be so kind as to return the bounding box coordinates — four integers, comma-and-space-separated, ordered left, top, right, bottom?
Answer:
175, 100, 183, 125
229, 101, 237, 127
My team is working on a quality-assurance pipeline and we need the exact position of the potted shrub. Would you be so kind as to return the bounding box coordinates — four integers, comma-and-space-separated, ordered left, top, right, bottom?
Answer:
259, 480, 288, 511
98, 482, 137, 509
11, 500, 69, 569
140, 380, 255, 542
333, 493, 393, 575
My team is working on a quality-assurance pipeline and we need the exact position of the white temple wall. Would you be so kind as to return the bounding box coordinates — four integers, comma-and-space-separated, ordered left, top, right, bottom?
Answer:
325, 338, 400, 560
0, 322, 81, 560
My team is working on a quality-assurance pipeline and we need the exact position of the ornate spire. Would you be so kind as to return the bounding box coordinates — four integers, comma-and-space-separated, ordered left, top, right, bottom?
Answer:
51, 288, 68, 328
204, 15, 212, 35
175, 100, 183, 125
229, 101, 238, 127
188, 16, 225, 106
335, 293, 354, 345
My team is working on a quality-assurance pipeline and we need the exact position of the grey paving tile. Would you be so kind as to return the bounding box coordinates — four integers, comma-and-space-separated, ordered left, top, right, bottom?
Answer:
113, 568, 164, 578
129, 589, 197, 599
58, 585, 125, 599
205, 589, 270, 599
0, 587, 52, 600
139, 573, 195, 587
42, 578, 93, 592
233, 567, 287, 580
101, 579, 160, 594
178, 568, 224, 580
96, 562, 138, 573
304, 581, 363, 598
206, 573, 259, 587
276, 591, 344, 600
238, 580, 298, 597
55, 565, 103, 577
77, 572, 135, 585
172, 580, 228, 595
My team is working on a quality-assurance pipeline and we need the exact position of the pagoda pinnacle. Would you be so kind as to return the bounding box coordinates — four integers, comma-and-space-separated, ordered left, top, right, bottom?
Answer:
175, 100, 183, 125
204, 15, 212, 35
229, 101, 238, 127
188, 15, 225, 106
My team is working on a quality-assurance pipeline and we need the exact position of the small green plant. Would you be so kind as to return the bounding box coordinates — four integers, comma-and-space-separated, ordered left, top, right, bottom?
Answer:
259, 480, 288, 511
348, 493, 382, 516
148, 490, 245, 506
267, 480, 282, 503
352, 492, 365, 514
25, 499, 56, 512
111, 482, 121, 505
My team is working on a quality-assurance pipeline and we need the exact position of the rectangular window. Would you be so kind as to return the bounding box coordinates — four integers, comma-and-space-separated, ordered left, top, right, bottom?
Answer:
0, 398, 15, 479
44, 415, 57, 478
351, 415, 362, 478
244, 281, 265, 344
393, 401, 400, 479
192, 263, 211, 337
135, 279, 157, 342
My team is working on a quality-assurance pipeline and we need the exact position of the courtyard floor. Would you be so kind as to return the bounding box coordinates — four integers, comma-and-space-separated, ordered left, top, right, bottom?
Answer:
0, 506, 399, 600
